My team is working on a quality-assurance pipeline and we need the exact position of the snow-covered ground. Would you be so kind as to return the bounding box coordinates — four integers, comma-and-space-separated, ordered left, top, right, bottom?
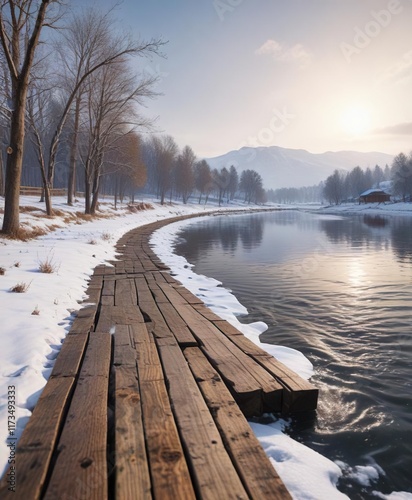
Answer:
1, 196, 411, 499
315, 201, 412, 217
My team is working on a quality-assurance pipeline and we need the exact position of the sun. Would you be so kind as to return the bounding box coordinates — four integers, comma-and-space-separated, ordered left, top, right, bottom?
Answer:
340, 106, 371, 136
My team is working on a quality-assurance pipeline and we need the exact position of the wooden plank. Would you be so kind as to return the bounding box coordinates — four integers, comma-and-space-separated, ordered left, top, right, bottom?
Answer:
50, 333, 89, 378
44, 333, 112, 500
114, 278, 137, 306
184, 347, 292, 499
193, 303, 225, 322
100, 295, 114, 306
0, 377, 74, 500
113, 343, 136, 367
140, 379, 196, 500
69, 314, 96, 335
114, 366, 151, 499
102, 279, 115, 296
156, 301, 198, 347
134, 275, 155, 304
95, 305, 145, 332
174, 286, 204, 305
212, 321, 318, 412
134, 278, 179, 344
131, 323, 164, 382
156, 340, 248, 499
134, 333, 196, 500
251, 356, 319, 413
157, 284, 282, 416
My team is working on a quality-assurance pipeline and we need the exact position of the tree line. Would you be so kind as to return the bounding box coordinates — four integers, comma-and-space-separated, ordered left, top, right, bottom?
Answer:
323, 154, 412, 205
0, 2, 268, 237
140, 136, 266, 206
268, 152, 412, 206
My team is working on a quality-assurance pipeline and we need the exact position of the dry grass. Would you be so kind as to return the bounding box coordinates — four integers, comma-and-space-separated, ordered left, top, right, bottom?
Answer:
10, 281, 31, 293
88, 238, 97, 245
101, 231, 112, 242
20, 206, 43, 213
13, 261, 20, 268
75, 212, 93, 221
0, 267, 5, 275
127, 202, 154, 213
31, 306, 40, 315
1, 226, 48, 241
38, 255, 59, 273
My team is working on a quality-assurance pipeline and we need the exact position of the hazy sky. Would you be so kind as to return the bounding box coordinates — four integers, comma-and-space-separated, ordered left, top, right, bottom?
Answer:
83, 0, 412, 158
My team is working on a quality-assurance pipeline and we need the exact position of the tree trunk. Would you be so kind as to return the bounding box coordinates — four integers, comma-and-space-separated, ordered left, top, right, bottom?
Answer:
85, 179, 91, 214
0, 150, 4, 197
67, 94, 81, 205
2, 94, 26, 234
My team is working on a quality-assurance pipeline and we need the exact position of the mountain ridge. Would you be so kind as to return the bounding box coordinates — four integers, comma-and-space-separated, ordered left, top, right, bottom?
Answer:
206, 146, 394, 189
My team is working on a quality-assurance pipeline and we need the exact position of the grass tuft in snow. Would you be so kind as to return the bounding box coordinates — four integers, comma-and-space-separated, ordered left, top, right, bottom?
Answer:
38, 254, 59, 274
1, 226, 48, 241
31, 306, 40, 315
9, 281, 31, 293
0, 267, 5, 275
101, 231, 112, 242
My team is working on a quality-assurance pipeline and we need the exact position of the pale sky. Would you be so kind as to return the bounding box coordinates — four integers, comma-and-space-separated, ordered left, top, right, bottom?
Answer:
82, 0, 412, 158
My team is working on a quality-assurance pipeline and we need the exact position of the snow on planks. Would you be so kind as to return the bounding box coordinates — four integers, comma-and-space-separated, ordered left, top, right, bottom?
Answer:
0, 214, 317, 499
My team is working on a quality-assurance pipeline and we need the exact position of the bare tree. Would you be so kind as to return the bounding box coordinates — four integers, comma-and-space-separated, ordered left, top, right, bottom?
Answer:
175, 145, 195, 203
239, 169, 264, 204
228, 165, 238, 201
194, 159, 212, 204
106, 132, 147, 207
392, 152, 412, 201
42, 7, 163, 215
77, 52, 155, 214
0, 0, 62, 234
151, 135, 178, 205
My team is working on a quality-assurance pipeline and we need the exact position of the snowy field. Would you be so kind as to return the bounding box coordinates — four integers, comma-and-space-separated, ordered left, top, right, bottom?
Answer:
1, 196, 411, 499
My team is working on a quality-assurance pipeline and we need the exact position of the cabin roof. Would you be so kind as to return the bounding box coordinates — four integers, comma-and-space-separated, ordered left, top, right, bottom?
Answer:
359, 188, 389, 197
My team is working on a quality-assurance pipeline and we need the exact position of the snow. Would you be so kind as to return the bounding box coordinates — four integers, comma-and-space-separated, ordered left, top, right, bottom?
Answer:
315, 201, 412, 217
1, 196, 411, 499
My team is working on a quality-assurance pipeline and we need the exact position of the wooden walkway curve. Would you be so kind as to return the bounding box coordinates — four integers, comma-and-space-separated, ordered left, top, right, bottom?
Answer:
0, 213, 318, 499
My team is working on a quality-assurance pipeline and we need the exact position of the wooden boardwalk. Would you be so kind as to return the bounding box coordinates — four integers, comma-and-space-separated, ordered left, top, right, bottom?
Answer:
0, 214, 318, 499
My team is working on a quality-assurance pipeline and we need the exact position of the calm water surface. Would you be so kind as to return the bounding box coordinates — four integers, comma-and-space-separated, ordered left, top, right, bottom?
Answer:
173, 211, 412, 499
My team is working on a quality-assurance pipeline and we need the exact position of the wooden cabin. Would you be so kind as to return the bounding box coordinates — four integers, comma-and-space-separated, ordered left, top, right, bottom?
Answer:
359, 189, 391, 204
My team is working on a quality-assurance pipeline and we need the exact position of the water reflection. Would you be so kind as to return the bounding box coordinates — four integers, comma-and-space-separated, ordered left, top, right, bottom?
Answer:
176, 214, 265, 260
320, 214, 412, 264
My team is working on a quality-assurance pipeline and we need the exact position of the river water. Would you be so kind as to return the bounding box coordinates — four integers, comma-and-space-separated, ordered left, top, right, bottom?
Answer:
172, 210, 412, 499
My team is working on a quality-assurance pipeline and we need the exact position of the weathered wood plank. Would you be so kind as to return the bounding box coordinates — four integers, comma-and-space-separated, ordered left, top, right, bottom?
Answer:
0, 377, 74, 500
114, 366, 151, 499
157, 284, 282, 415
50, 333, 89, 378
184, 347, 292, 499
156, 340, 248, 499
102, 279, 115, 296
44, 333, 112, 500
155, 300, 198, 347
135, 334, 196, 500
95, 305, 145, 332
212, 320, 318, 412
193, 303, 225, 322
100, 295, 114, 306
131, 323, 164, 382
251, 355, 319, 413
114, 278, 137, 306
135, 277, 179, 344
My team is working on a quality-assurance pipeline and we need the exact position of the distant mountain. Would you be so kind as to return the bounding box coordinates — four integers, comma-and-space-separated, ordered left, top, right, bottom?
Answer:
206, 146, 394, 189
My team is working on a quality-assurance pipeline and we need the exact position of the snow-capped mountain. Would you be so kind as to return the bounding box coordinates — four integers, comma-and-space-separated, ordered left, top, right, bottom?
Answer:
206, 146, 394, 189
